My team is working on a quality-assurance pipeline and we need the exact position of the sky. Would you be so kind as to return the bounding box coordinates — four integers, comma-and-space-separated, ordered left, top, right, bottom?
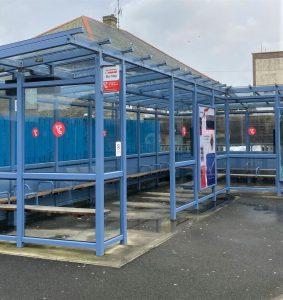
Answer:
0, 0, 282, 87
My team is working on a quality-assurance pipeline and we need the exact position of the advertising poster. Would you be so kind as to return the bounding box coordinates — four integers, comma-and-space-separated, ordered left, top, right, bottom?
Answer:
280, 111, 283, 181
199, 106, 216, 190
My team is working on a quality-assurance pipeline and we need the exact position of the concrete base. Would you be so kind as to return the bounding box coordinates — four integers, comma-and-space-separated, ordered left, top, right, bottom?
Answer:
0, 228, 174, 268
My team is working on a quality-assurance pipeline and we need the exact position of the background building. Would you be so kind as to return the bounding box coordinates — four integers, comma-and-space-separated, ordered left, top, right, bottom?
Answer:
253, 51, 283, 86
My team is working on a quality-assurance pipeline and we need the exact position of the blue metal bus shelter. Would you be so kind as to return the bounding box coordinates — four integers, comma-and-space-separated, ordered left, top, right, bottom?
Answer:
0, 28, 282, 256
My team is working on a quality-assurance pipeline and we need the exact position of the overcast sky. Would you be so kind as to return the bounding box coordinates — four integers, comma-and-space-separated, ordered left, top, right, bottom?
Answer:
0, 0, 282, 86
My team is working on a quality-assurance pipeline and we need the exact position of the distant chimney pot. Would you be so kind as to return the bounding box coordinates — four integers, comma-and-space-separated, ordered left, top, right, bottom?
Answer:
102, 14, 118, 28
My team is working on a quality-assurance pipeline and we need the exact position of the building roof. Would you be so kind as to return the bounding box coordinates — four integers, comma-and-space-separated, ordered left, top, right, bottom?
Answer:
39, 15, 210, 79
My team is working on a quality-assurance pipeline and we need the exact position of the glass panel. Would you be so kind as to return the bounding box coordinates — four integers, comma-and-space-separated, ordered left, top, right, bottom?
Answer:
249, 112, 274, 152
24, 85, 95, 173
175, 166, 194, 208
24, 179, 96, 242
0, 179, 16, 237
216, 113, 225, 152
175, 115, 193, 162
230, 158, 275, 187
230, 113, 246, 151
105, 179, 121, 240
140, 113, 156, 154
104, 99, 121, 172
0, 95, 14, 172
126, 111, 137, 155
216, 158, 227, 191
159, 115, 169, 152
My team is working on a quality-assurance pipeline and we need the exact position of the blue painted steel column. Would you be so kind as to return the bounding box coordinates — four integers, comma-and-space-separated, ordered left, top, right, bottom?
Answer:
245, 110, 251, 184
9, 99, 16, 196
54, 101, 59, 173
88, 101, 93, 171
95, 52, 105, 256
211, 90, 216, 202
245, 110, 250, 152
119, 60, 127, 244
225, 100, 231, 193
137, 108, 141, 190
155, 108, 159, 186
192, 84, 199, 209
9, 100, 16, 172
16, 72, 25, 247
274, 91, 282, 196
169, 77, 176, 220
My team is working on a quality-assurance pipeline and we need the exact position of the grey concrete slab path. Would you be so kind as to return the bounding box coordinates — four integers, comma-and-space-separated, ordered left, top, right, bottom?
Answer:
0, 193, 283, 300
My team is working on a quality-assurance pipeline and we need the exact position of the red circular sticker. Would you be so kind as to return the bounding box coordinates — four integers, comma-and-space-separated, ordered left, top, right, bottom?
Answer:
248, 127, 256, 136
52, 122, 65, 137
32, 127, 40, 138
181, 126, 187, 137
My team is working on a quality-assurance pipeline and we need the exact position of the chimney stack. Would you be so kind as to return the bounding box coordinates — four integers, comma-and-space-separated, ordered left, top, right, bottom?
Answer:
102, 14, 118, 28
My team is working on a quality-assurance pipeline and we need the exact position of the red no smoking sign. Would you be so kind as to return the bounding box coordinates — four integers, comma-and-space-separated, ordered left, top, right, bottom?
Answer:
248, 127, 256, 136
52, 122, 65, 137
32, 127, 40, 138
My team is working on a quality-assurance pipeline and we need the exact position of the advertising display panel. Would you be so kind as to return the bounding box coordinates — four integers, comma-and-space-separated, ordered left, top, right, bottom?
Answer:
199, 106, 216, 189
280, 110, 283, 181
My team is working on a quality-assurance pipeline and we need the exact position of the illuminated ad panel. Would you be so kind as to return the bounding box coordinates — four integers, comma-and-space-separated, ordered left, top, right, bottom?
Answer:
199, 106, 216, 190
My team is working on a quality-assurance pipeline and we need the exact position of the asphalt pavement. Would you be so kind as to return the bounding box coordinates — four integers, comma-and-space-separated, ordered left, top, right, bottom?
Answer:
0, 193, 283, 300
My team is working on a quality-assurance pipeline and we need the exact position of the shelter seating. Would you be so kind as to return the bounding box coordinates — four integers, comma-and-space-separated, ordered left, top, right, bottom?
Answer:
0, 164, 170, 216
0, 204, 111, 216
218, 168, 276, 179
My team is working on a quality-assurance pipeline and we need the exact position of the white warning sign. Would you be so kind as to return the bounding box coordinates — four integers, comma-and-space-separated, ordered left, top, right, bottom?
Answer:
116, 141, 121, 157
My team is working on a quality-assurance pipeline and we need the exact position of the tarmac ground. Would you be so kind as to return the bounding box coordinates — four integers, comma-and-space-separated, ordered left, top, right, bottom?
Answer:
0, 191, 283, 300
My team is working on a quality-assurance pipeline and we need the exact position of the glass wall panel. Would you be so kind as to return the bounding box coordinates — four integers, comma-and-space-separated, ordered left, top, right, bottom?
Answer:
24, 179, 97, 242
175, 166, 194, 208
229, 112, 246, 151
175, 115, 193, 162
126, 111, 137, 155
159, 115, 169, 152
0, 179, 16, 237
216, 158, 227, 191
0, 95, 14, 172
104, 179, 121, 240
24, 85, 95, 173
104, 100, 121, 172
249, 112, 274, 152
216, 113, 225, 152
229, 158, 275, 187
140, 113, 157, 154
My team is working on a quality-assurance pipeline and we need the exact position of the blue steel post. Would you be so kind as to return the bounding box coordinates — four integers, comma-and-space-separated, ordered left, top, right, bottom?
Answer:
245, 110, 251, 185
245, 110, 250, 152
9, 100, 16, 172
54, 101, 59, 173
16, 72, 24, 247
211, 90, 216, 202
137, 108, 141, 190
274, 91, 282, 196
95, 52, 105, 256
169, 77, 176, 220
9, 99, 16, 196
225, 100, 231, 193
119, 60, 127, 244
88, 101, 93, 171
192, 84, 199, 209
155, 108, 159, 186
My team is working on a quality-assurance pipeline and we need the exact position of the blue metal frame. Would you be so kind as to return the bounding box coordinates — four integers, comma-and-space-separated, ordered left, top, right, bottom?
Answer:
0, 27, 281, 256
94, 52, 105, 256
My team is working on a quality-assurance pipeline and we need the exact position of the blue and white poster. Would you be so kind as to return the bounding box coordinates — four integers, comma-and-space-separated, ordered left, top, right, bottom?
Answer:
199, 106, 216, 190
280, 110, 283, 181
